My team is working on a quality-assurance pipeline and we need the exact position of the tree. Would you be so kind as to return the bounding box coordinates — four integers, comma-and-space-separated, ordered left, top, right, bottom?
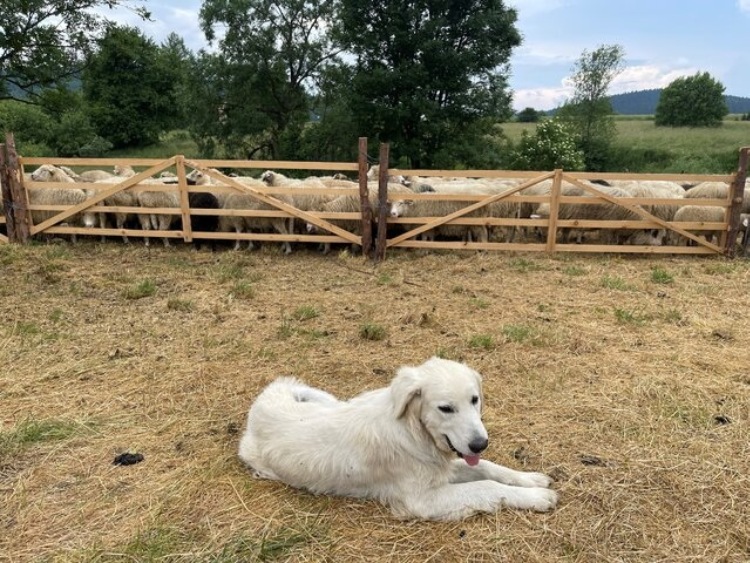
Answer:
0, 0, 148, 103
332, 0, 521, 168
83, 26, 184, 148
511, 118, 585, 171
196, 0, 340, 159
516, 107, 542, 123
655, 72, 728, 128
557, 44, 624, 171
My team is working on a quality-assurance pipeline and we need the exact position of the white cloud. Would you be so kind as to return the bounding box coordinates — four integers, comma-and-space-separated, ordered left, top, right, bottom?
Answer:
513, 86, 573, 111
512, 64, 700, 110
738, 0, 750, 13
610, 65, 699, 94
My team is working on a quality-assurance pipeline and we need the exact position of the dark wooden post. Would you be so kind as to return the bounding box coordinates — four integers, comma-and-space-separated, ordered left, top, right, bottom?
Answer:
358, 137, 373, 257
0, 133, 30, 243
374, 143, 389, 261
726, 147, 749, 257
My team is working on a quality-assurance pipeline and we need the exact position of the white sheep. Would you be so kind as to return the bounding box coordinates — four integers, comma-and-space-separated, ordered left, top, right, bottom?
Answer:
27, 165, 97, 242
669, 205, 725, 246
92, 165, 140, 243
306, 185, 410, 253
136, 185, 181, 247
219, 177, 294, 254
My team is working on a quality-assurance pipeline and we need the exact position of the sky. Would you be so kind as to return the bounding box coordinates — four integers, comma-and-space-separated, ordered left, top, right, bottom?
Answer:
101, 0, 750, 111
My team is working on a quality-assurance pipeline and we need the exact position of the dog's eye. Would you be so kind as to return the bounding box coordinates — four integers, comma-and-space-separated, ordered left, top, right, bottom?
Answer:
438, 405, 454, 414
471, 395, 479, 405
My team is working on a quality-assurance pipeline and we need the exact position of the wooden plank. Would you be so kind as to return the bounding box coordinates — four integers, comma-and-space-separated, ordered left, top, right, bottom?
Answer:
391, 169, 733, 183
175, 157, 192, 243
726, 147, 749, 256
546, 169, 563, 253
358, 137, 373, 256
375, 143, 389, 261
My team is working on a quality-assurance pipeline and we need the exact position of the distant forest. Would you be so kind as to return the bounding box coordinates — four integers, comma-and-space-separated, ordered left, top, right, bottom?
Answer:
607, 89, 750, 115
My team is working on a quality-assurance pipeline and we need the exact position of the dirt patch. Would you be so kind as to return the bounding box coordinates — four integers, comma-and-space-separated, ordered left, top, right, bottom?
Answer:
1, 242, 749, 561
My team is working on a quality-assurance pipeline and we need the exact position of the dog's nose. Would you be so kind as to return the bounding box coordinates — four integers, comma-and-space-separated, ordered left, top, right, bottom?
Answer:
468, 437, 488, 454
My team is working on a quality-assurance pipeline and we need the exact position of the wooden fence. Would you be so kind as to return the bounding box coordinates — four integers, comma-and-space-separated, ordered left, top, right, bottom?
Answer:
1, 133, 748, 259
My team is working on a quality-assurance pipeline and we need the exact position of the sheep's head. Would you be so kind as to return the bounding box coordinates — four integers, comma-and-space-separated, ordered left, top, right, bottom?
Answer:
389, 199, 413, 218
260, 170, 275, 184
115, 165, 136, 177
31, 164, 57, 181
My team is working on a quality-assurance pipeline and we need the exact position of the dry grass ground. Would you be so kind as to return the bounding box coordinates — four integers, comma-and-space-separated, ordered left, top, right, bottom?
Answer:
1, 241, 749, 562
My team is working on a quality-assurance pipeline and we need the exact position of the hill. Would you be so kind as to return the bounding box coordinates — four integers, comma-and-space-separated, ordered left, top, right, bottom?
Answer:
608, 89, 750, 115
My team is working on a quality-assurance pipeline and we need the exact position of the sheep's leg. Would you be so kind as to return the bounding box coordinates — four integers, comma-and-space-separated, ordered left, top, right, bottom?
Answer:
116, 213, 130, 244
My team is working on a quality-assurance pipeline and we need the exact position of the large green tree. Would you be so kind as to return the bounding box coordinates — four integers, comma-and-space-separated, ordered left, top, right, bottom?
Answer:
196, 0, 340, 159
0, 0, 148, 102
332, 0, 520, 168
655, 72, 728, 128
557, 44, 624, 171
83, 26, 184, 148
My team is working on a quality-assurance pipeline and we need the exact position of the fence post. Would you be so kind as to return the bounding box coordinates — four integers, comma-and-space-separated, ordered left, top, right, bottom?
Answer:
0, 133, 30, 243
545, 169, 563, 253
175, 155, 192, 243
725, 147, 748, 257
374, 143, 389, 261
358, 137, 373, 257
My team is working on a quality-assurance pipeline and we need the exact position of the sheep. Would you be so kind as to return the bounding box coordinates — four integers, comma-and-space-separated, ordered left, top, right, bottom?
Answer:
219, 180, 295, 254
684, 181, 750, 213
93, 166, 142, 243
305, 185, 411, 254
188, 191, 220, 250
136, 186, 181, 247
27, 187, 97, 242
27, 165, 97, 242
669, 205, 725, 246
79, 169, 114, 182
366, 164, 406, 185
390, 191, 490, 244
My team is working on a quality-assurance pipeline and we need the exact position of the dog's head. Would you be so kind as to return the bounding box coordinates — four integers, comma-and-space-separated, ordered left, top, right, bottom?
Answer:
391, 357, 488, 466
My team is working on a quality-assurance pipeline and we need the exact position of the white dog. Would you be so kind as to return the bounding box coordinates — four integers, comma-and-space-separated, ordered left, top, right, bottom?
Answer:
238, 357, 558, 521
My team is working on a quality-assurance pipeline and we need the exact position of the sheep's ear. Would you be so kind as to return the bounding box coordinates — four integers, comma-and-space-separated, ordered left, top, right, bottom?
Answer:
391, 366, 422, 419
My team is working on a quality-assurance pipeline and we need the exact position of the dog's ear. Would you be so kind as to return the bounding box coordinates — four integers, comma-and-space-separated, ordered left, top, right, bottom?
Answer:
391, 366, 422, 419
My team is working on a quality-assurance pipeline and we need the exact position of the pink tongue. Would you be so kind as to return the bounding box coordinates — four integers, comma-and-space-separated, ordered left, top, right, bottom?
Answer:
464, 454, 480, 466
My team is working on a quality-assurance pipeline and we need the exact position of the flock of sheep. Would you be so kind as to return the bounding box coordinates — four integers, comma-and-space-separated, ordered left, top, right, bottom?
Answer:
7, 162, 748, 252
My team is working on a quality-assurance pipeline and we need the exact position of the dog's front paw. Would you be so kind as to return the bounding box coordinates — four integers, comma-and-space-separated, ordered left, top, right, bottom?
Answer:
515, 471, 553, 488
526, 487, 558, 512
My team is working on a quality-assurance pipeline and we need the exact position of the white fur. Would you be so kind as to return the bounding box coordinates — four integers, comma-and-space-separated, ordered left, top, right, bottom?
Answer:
238, 357, 558, 521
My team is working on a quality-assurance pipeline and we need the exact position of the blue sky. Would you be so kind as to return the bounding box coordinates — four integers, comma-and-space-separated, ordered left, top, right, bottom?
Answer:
104, 0, 750, 111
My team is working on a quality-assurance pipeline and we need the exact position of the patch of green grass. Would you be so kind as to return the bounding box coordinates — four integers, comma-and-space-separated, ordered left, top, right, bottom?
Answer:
650, 266, 674, 284
701, 262, 739, 275
359, 322, 387, 341
122, 278, 156, 300
167, 298, 194, 312
601, 275, 634, 291
13, 321, 41, 336
435, 347, 463, 361
563, 265, 586, 276
277, 317, 295, 339
0, 418, 91, 458
509, 257, 544, 272
230, 280, 255, 300
502, 324, 535, 344
614, 307, 649, 325
451, 285, 467, 294
470, 297, 490, 310
376, 272, 395, 285
117, 527, 186, 561
210, 520, 328, 562
468, 333, 495, 349
48, 308, 64, 323
292, 305, 320, 321
663, 308, 684, 324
